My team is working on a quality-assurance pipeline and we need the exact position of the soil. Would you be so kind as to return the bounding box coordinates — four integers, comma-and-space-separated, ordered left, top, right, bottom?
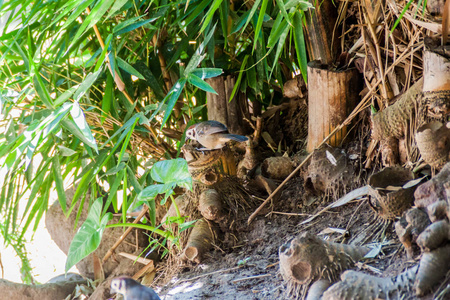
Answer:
154, 175, 448, 299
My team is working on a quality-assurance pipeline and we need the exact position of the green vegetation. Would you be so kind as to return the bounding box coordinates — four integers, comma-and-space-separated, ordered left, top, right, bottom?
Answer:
0, 0, 313, 282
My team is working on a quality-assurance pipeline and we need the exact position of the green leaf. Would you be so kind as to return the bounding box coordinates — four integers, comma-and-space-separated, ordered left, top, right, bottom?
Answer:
161, 78, 187, 127
72, 0, 116, 43
188, 73, 217, 94
65, 198, 112, 272
117, 116, 139, 163
191, 68, 223, 79
253, 0, 269, 50
391, 0, 414, 33
229, 55, 249, 102
116, 57, 145, 79
150, 158, 192, 190
105, 0, 129, 19
33, 74, 54, 109
113, 18, 156, 36
199, 0, 223, 34
70, 102, 98, 152
73, 70, 102, 102
101, 73, 113, 124
240, 0, 262, 35
275, 0, 291, 26
293, 11, 308, 83
52, 156, 67, 215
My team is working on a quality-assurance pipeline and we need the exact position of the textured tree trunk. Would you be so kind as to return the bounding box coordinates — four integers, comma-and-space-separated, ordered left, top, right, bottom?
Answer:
306, 62, 362, 153
206, 75, 245, 134
304, 0, 339, 65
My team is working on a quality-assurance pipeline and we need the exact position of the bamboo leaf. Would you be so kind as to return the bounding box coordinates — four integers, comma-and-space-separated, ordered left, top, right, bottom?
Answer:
72, 0, 116, 43
199, 0, 223, 34
191, 68, 223, 79
229, 55, 249, 102
253, 0, 270, 50
73, 70, 102, 102
116, 57, 145, 79
293, 11, 308, 83
188, 73, 217, 94
161, 78, 187, 127
69, 102, 98, 152
240, 0, 262, 35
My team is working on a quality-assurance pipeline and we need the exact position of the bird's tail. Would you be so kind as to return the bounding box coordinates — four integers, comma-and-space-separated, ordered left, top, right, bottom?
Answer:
225, 134, 248, 142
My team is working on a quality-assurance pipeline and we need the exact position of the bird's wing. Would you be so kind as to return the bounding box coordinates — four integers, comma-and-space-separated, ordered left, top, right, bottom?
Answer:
196, 120, 228, 136
126, 286, 161, 300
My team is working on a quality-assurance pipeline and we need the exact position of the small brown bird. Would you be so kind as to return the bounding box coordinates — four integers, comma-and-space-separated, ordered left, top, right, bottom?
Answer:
110, 276, 160, 300
185, 120, 248, 150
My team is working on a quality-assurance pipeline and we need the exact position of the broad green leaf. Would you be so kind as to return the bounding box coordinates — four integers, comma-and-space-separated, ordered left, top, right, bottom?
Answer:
138, 184, 166, 201
150, 158, 192, 190
184, 53, 207, 77
65, 198, 112, 272
271, 21, 290, 76
268, 16, 288, 49
188, 73, 217, 94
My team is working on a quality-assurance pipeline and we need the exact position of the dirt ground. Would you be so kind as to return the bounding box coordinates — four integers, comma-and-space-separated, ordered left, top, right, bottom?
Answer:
156, 174, 449, 300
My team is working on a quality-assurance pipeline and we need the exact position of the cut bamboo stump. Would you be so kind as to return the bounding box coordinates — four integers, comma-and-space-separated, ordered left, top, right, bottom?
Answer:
306, 62, 362, 153
304, 0, 339, 65
206, 75, 245, 135
423, 46, 450, 118
183, 144, 237, 185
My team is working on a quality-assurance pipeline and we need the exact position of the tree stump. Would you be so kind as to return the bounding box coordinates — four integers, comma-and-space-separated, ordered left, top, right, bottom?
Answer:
423, 44, 450, 119
306, 62, 362, 153
180, 144, 249, 263
304, 0, 339, 65
206, 76, 245, 135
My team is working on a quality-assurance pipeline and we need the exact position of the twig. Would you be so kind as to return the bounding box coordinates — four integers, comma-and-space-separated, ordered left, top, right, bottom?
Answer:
102, 204, 149, 264
177, 266, 242, 283
266, 211, 312, 217
231, 273, 271, 284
